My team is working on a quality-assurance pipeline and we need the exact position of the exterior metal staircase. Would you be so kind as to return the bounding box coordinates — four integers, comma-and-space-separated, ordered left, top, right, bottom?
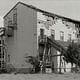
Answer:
38, 35, 67, 73
0, 27, 7, 72
47, 37, 66, 55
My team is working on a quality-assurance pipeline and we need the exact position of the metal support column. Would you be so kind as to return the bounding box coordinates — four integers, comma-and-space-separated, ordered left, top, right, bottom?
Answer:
59, 49, 62, 73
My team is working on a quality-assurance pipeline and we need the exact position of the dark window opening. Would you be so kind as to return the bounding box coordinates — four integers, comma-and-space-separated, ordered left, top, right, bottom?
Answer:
40, 29, 44, 37
0, 54, 1, 58
68, 34, 71, 42
0, 40, 1, 44
60, 31, 64, 41
8, 54, 10, 62
13, 8, 17, 29
0, 47, 1, 53
51, 29, 55, 39
7, 27, 14, 37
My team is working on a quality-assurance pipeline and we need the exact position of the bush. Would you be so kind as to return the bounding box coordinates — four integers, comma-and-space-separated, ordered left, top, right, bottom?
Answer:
25, 56, 40, 73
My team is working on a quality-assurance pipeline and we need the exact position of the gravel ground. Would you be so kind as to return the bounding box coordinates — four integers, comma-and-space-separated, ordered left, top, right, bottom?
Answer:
0, 72, 79, 80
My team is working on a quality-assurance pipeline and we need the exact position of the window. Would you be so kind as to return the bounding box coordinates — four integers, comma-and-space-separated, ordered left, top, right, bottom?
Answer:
2, 40, 4, 45
40, 29, 44, 36
68, 34, 72, 42
51, 29, 55, 39
7, 27, 14, 37
0, 40, 1, 44
13, 14, 17, 24
8, 20, 13, 26
60, 31, 64, 41
0, 47, 1, 53
13, 8, 17, 29
77, 34, 80, 38
8, 54, 10, 62
3, 50, 4, 57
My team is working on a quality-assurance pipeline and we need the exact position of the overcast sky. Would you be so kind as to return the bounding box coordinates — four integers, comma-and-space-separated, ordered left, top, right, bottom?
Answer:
0, 0, 80, 26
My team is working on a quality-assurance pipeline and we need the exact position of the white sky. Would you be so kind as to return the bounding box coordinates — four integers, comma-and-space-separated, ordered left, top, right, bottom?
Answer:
0, 0, 80, 26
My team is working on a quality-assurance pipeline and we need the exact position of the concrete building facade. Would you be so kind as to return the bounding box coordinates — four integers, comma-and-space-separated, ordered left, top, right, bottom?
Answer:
4, 2, 80, 73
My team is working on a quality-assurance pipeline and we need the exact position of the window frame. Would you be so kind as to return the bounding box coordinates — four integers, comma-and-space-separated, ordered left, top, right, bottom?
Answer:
40, 28, 44, 36
68, 34, 72, 42
60, 31, 64, 41
51, 29, 55, 39
13, 8, 17, 29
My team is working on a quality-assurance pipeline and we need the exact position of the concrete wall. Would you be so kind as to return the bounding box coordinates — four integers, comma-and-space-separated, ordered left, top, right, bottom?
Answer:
4, 3, 37, 70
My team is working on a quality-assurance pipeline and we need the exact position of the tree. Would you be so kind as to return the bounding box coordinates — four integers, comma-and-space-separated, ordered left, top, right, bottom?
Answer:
25, 56, 40, 73
63, 41, 80, 72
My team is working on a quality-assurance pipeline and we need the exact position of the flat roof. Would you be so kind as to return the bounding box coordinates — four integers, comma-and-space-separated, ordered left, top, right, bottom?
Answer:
4, 2, 80, 24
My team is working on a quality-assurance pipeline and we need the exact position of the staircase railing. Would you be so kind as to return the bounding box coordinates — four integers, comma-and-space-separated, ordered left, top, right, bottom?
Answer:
39, 35, 67, 73
47, 37, 66, 55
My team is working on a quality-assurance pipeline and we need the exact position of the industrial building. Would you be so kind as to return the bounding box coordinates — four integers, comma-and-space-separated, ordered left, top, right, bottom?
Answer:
3, 2, 80, 73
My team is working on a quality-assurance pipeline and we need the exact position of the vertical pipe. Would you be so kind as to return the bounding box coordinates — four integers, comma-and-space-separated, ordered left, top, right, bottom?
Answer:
59, 49, 62, 73
64, 61, 66, 72
43, 43, 47, 73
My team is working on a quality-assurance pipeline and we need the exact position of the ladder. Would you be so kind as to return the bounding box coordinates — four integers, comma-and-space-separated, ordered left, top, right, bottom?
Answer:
0, 28, 6, 71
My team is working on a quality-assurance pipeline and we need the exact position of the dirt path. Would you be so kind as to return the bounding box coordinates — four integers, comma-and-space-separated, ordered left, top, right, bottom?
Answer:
0, 73, 79, 80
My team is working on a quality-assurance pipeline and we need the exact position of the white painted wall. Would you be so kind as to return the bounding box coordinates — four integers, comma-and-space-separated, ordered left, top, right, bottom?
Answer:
37, 12, 77, 42
57, 54, 73, 72
37, 12, 77, 72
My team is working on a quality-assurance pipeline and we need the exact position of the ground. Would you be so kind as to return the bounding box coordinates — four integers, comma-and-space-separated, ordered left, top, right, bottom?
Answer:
0, 72, 80, 80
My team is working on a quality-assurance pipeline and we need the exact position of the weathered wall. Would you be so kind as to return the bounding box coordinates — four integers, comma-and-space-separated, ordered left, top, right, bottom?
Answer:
37, 12, 77, 73
4, 3, 37, 70
37, 12, 77, 42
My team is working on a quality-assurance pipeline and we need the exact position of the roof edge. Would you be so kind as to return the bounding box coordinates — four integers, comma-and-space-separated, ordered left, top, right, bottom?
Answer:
3, 1, 80, 24
4, 2, 20, 18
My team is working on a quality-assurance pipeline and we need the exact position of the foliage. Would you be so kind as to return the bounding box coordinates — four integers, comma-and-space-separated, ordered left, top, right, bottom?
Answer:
6, 63, 15, 73
25, 56, 40, 73
63, 41, 80, 66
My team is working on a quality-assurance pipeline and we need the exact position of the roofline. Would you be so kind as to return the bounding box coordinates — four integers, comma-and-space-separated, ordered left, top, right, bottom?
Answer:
4, 2, 20, 18
4, 1, 80, 24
